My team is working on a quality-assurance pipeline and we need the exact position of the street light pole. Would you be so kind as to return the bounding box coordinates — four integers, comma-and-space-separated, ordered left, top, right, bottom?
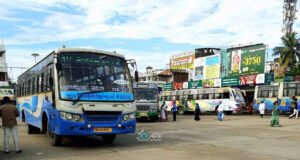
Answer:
31, 53, 39, 63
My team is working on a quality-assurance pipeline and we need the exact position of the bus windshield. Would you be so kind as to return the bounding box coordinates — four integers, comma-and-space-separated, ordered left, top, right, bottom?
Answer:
134, 89, 158, 101
58, 52, 132, 101
235, 90, 246, 102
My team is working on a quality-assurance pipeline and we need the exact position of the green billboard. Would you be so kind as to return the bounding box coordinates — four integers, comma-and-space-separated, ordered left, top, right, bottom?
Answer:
230, 44, 266, 76
221, 77, 239, 87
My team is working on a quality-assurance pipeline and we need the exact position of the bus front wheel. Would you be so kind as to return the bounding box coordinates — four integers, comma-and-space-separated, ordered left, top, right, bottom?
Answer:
102, 134, 116, 143
26, 123, 40, 134
47, 122, 62, 146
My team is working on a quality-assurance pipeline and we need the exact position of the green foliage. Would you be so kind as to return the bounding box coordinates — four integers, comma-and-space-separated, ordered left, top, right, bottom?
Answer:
273, 32, 300, 67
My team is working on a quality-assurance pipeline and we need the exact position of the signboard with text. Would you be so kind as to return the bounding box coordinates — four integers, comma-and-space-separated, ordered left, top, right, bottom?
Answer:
221, 77, 240, 87
163, 83, 173, 91
170, 50, 195, 70
230, 44, 266, 76
188, 80, 202, 89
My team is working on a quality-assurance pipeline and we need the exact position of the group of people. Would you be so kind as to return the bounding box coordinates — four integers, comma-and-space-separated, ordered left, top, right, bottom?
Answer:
258, 96, 299, 127
160, 100, 225, 122
0, 97, 22, 154
160, 101, 178, 122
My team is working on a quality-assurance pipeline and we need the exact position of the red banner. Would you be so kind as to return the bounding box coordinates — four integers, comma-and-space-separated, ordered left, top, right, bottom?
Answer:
173, 82, 183, 90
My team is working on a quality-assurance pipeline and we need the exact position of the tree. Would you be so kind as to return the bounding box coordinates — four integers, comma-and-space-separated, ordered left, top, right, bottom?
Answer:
273, 31, 300, 68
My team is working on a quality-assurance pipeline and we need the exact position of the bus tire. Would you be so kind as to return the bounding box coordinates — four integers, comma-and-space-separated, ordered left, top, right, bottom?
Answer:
178, 107, 185, 115
102, 134, 116, 143
47, 120, 62, 146
224, 111, 233, 115
26, 123, 35, 134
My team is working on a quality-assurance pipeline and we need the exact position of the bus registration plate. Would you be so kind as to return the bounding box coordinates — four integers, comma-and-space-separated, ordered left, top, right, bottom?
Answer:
140, 112, 148, 117
94, 128, 112, 133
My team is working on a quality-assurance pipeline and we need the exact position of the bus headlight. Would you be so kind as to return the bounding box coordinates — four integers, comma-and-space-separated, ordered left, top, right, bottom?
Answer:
65, 113, 73, 120
123, 113, 135, 121
60, 111, 83, 122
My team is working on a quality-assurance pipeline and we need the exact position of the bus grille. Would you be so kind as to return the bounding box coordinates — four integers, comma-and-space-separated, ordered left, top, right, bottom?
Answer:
137, 106, 150, 111
85, 111, 121, 123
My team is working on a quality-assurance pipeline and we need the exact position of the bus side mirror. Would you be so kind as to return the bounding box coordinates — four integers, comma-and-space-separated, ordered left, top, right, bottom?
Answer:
135, 71, 139, 82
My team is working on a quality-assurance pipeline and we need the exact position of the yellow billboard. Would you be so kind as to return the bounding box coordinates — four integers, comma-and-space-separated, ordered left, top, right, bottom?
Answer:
205, 64, 220, 79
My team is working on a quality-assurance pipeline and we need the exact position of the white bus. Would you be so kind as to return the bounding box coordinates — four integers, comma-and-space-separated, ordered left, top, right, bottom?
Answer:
161, 87, 246, 114
16, 48, 138, 145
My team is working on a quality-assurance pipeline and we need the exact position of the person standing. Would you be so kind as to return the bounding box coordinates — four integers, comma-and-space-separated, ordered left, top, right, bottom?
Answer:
258, 101, 266, 118
160, 102, 166, 122
194, 102, 201, 121
289, 96, 298, 119
217, 101, 224, 121
171, 101, 177, 121
0, 97, 22, 154
270, 101, 281, 127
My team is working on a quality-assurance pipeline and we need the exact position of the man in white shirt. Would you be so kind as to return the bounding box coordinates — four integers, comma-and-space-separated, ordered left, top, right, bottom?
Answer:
217, 101, 224, 121
258, 101, 266, 118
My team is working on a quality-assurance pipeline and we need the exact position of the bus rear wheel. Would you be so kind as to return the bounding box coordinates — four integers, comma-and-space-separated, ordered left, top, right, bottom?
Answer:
178, 107, 185, 115
26, 123, 40, 134
102, 134, 116, 143
224, 111, 233, 115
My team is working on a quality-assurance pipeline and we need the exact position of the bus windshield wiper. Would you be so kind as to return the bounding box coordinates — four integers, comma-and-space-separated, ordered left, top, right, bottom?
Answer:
72, 91, 105, 105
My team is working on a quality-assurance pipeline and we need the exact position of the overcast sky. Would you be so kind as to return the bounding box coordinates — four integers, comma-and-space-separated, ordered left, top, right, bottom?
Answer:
1, 0, 300, 82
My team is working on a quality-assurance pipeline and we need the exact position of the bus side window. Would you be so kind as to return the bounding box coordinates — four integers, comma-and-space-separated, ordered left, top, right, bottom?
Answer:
36, 75, 40, 93
198, 94, 202, 100
193, 94, 197, 100
41, 73, 45, 92
27, 79, 31, 95
209, 94, 214, 99
202, 94, 209, 99
223, 92, 230, 99
214, 93, 221, 99
32, 77, 36, 94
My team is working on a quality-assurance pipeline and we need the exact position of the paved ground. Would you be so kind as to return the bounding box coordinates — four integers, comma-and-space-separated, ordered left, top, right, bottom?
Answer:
0, 114, 299, 160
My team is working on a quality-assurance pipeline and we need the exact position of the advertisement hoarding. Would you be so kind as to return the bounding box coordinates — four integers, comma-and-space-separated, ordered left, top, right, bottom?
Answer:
239, 74, 265, 85
205, 64, 220, 79
194, 57, 205, 80
170, 50, 195, 70
202, 79, 221, 88
230, 44, 266, 76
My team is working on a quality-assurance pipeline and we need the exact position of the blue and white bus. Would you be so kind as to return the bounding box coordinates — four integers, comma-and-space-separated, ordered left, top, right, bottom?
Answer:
254, 81, 300, 112
16, 48, 138, 145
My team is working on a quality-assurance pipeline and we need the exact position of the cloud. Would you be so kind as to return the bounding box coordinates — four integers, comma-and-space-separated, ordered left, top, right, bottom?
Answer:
1, 0, 292, 48
2, 0, 300, 81
5, 47, 52, 82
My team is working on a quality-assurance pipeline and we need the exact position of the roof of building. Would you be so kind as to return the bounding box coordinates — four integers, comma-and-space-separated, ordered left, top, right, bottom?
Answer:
158, 70, 172, 76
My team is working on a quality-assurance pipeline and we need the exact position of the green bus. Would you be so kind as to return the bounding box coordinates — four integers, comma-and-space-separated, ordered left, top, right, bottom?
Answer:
133, 82, 159, 121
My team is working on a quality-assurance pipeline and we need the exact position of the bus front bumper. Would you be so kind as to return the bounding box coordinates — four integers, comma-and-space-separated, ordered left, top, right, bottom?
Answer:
136, 111, 158, 118
52, 116, 136, 136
